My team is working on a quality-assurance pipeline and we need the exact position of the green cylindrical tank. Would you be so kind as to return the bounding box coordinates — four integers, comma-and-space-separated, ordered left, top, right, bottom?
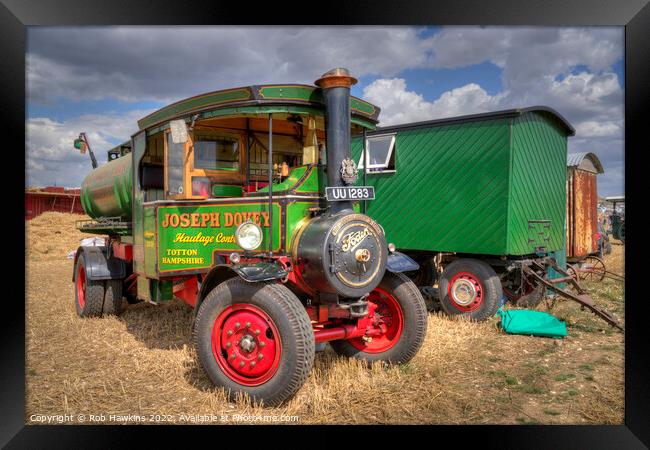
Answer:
80, 153, 133, 221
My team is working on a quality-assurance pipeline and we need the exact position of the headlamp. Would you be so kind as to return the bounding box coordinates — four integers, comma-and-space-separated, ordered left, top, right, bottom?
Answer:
235, 221, 263, 251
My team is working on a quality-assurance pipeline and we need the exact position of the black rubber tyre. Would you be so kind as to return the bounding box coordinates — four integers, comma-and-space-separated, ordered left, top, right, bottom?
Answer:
330, 272, 427, 365
125, 292, 141, 304
103, 279, 124, 315
74, 254, 105, 318
515, 284, 545, 308
193, 278, 315, 407
438, 259, 501, 322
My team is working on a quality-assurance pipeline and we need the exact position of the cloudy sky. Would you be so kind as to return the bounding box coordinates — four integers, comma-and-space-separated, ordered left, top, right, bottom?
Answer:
26, 26, 624, 196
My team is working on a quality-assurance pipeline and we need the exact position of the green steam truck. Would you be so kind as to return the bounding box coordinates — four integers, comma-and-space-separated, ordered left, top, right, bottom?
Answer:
71, 68, 428, 406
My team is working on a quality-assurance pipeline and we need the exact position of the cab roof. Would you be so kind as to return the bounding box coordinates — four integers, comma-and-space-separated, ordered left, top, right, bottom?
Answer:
138, 84, 380, 131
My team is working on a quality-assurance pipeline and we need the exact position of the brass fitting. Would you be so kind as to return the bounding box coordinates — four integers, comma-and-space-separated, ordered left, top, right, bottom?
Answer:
355, 248, 371, 262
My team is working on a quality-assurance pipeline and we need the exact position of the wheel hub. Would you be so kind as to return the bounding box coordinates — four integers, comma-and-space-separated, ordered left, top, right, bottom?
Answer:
239, 334, 256, 353
451, 279, 477, 305
447, 271, 484, 312
211, 305, 281, 386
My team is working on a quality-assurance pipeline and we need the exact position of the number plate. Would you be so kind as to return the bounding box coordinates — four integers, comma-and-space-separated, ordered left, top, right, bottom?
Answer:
325, 186, 375, 202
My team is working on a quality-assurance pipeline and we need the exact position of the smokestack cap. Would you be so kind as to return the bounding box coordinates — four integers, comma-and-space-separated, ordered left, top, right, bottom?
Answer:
315, 68, 358, 89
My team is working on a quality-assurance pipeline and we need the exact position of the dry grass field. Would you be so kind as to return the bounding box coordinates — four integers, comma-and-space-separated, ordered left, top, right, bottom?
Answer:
25, 212, 625, 425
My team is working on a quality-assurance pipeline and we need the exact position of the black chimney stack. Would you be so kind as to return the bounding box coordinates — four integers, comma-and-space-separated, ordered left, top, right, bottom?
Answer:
315, 68, 358, 214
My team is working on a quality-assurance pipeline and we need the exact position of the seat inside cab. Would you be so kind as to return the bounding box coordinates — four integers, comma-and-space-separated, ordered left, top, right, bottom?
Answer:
145, 114, 325, 201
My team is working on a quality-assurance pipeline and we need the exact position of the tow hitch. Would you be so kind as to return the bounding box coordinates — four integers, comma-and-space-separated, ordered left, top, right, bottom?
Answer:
521, 258, 623, 331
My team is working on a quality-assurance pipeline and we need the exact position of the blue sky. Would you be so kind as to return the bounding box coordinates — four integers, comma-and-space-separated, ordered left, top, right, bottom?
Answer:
26, 26, 624, 196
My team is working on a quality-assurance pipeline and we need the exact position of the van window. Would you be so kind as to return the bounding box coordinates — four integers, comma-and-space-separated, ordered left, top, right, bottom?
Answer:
359, 134, 396, 173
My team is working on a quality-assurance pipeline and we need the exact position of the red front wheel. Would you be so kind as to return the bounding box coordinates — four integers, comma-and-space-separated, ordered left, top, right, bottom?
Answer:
330, 272, 428, 364
193, 278, 314, 406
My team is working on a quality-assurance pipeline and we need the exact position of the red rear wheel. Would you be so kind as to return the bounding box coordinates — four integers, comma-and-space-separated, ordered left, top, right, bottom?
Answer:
330, 272, 427, 364
76, 264, 86, 309
349, 288, 404, 353
438, 259, 501, 322
74, 254, 105, 318
447, 271, 484, 312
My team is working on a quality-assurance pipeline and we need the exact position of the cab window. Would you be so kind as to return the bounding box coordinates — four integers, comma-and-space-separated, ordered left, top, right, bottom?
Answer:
166, 133, 184, 196
193, 133, 239, 171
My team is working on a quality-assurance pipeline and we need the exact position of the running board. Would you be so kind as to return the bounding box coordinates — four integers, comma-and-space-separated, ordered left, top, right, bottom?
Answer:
522, 260, 623, 331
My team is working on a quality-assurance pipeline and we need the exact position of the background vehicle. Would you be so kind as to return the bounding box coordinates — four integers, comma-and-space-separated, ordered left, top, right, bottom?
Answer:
71, 68, 428, 406
350, 108, 575, 319
598, 222, 612, 257
605, 196, 625, 244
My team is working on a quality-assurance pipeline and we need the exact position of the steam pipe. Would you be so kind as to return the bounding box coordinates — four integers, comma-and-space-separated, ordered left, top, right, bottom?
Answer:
313, 324, 383, 344
362, 128, 367, 214
268, 113, 273, 256
315, 68, 358, 214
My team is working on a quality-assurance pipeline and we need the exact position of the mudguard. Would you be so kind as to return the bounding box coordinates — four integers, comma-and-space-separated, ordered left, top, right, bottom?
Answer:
232, 261, 289, 282
386, 251, 419, 273
195, 261, 289, 316
72, 246, 126, 281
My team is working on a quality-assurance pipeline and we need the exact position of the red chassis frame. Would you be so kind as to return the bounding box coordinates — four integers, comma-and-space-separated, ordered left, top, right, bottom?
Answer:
108, 244, 390, 345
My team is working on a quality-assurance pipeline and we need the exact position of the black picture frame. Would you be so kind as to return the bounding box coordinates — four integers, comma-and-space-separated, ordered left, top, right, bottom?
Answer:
6, 0, 648, 446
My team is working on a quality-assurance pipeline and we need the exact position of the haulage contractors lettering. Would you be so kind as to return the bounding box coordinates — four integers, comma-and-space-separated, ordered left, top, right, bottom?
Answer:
160, 210, 272, 267
161, 212, 270, 228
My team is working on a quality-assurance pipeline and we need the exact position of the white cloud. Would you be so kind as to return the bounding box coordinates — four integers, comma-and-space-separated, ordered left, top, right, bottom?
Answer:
362, 78, 435, 125
27, 26, 436, 104
26, 110, 152, 187
575, 120, 621, 138
363, 78, 503, 126
429, 27, 622, 77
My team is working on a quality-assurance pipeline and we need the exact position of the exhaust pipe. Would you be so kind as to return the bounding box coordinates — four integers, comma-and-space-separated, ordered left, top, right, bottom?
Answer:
315, 68, 358, 214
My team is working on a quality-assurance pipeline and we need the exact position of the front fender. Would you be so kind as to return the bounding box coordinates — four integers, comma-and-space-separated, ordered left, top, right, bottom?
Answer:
194, 261, 289, 323
232, 261, 289, 282
386, 251, 419, 273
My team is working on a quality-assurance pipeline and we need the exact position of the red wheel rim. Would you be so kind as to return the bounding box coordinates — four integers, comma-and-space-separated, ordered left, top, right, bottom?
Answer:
211, 304, 282, 386
448, 271, 483, 312
76, 264, 86, 309
349, 288, 404, 353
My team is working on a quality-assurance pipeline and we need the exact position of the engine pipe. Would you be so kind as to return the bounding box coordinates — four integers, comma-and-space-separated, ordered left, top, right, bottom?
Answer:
315, 68, 358, 214
362, 127, 367, 214
268, 113, 273, 256
313, 324, 383, 344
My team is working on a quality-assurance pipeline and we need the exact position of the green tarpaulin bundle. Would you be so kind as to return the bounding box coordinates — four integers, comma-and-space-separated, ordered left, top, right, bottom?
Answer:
497, 308, 567, 338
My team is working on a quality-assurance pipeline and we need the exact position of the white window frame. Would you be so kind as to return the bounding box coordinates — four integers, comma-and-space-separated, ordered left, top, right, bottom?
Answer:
358, 133, 396, 173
